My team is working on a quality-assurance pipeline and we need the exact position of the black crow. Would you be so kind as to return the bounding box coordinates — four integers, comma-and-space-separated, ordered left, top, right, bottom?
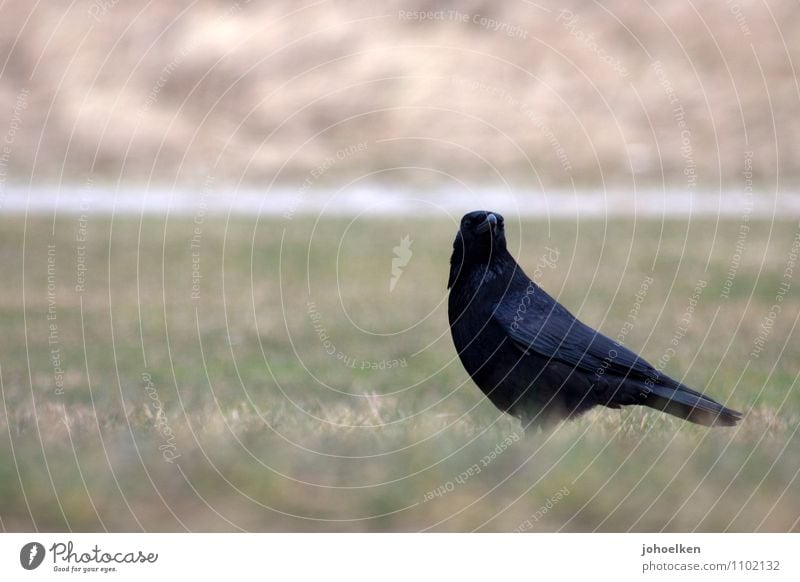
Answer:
447, 210, 742, 430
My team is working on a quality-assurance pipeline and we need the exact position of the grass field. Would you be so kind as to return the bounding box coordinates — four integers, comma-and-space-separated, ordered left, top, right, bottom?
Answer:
1, 212, 799, 532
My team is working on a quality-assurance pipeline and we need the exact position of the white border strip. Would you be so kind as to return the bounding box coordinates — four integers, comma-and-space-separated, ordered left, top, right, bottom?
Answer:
1, 533, 796, 581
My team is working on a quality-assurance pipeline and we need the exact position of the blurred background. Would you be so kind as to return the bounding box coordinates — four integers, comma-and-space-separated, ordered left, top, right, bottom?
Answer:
1, 0, 799, 532
2, 0, 799, 189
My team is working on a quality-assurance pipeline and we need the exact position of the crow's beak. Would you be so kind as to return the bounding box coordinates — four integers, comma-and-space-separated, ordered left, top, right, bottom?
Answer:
476, 213, 497, 234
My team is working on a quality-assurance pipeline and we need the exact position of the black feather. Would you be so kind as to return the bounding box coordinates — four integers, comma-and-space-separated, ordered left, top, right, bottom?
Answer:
447, 210, 743, 430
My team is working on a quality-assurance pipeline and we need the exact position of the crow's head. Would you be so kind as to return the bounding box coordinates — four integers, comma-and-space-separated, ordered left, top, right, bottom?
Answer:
456, 210, 506, 252
448, 210, 507, 288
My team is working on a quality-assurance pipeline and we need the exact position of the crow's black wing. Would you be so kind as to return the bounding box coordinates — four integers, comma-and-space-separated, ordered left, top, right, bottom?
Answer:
492, 289, 665, 385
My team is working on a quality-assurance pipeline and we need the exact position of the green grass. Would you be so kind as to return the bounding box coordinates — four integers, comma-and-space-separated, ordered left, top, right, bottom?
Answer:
1, 213, 799, 531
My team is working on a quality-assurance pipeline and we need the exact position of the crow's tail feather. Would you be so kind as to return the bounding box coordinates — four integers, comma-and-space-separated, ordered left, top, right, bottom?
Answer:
642, 383, 742, 427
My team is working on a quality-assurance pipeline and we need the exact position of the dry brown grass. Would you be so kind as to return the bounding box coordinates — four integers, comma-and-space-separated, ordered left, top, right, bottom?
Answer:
0, 0, 798, 188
